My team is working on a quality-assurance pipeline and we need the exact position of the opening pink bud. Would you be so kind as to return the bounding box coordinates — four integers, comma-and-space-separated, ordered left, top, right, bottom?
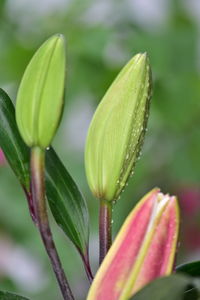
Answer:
87, 188, 179, 300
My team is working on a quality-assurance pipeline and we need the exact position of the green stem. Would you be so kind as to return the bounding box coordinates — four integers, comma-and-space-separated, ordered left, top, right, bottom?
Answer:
31, 146, 74, 300
99, 199, 112, 265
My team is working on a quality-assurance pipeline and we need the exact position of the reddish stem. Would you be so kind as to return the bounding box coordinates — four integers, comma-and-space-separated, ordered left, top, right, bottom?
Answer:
99, 200, 112, 265
31, 146, 74, 300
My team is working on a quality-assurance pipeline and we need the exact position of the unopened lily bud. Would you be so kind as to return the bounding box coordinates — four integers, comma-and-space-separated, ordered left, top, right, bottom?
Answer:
16, 34, 66, 149
87, 189, 179, 300
85, 53, 152, 202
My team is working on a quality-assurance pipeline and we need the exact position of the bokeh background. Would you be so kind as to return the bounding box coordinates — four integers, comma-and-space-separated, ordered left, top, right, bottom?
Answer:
0, 0, 200, 299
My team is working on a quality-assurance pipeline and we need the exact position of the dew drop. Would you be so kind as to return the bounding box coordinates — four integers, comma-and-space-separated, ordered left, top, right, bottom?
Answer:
120, 181, 125, 188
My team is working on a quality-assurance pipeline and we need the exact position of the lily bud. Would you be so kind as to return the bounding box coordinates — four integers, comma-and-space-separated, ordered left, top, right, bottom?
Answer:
16, 34, 66, 149
87, 188, 179, 300
85, 53, 152, 202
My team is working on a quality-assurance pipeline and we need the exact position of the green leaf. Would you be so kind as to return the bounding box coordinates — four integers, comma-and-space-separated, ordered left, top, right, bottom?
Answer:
0, 291, 29, 299
46, 147, 89, 253
130, 274, 199, 300
0, 88, 89, 255
0, 88, 30, 190
176, 261, 200, 277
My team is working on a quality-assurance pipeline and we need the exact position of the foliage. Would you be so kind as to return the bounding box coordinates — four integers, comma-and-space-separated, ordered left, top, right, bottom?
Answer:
0, 0, 199, 300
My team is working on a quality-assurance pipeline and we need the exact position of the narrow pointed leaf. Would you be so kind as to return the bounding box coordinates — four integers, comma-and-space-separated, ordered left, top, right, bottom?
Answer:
0, 291, 29, 299
0, 89, 89, 255
176, 261, 200, 278
130, 274, 199, 300
0, 88, 30, 189
87, 189, 179, 300
45, 147, 89, 253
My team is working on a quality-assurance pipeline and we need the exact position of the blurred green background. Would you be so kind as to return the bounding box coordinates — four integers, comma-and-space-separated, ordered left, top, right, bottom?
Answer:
0, 0, 200, 299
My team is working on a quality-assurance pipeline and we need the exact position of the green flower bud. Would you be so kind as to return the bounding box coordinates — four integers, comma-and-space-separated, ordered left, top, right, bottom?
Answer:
85, 53, 152, 202
16, 34, 66, 149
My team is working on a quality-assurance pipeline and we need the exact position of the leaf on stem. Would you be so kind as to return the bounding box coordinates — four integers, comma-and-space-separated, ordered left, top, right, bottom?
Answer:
0, 88, 30, 190
46, 147, 89, 254
0, 88, 89, 258
0, 291, 29, 299
176, 261, 200, 277
130, 274, 199, 300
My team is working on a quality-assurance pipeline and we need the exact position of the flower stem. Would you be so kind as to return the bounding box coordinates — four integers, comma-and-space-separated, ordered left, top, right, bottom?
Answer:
30, 146, 74, 300
99, 199, 112, 265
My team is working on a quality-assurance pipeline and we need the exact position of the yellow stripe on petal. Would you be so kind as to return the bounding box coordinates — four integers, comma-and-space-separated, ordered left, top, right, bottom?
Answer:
87, 188, 179, 300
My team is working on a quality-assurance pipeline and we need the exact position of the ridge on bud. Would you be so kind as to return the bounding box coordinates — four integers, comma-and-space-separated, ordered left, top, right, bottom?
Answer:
87, 188, 179, 300
16, 34, 66, 149
85, 53, 152, 202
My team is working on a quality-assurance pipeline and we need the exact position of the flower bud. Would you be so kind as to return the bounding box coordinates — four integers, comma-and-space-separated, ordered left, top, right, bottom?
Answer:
87, 189, 179, 300
85, 53, 152, 201
16, 34, 66, 149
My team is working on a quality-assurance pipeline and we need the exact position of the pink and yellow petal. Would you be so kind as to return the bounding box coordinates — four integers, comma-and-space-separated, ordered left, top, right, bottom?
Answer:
87, 188, 179, 300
